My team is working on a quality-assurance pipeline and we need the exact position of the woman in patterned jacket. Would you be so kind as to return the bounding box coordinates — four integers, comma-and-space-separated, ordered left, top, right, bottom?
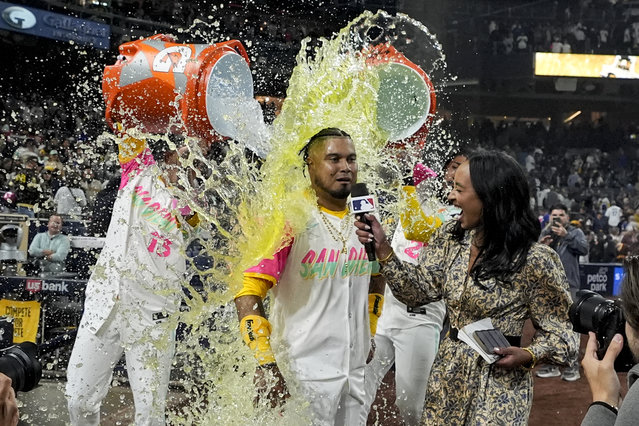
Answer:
355, 148, 578, 425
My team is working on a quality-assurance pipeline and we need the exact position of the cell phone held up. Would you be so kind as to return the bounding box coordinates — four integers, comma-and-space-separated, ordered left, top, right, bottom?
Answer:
549, 217, 562, 247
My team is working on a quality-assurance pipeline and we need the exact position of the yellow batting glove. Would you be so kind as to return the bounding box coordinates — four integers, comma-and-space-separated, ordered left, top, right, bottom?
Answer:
368, 293, 384, 336
400, 185, 442, 242
240, 315, 276, 366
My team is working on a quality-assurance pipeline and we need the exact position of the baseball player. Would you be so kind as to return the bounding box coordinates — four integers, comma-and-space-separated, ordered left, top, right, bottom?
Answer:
66, 135, 199, 425
234, 128, 385, 425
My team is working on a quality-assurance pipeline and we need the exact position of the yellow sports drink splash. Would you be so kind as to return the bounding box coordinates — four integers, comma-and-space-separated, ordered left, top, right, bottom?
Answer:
100, 9, 446, 424
233, 10, 441, 292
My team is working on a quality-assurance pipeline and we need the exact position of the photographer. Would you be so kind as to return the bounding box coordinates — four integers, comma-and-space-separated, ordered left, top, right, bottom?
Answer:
581, 256, 639, 425
537, 204, 588, 381
0, 373, 18, 426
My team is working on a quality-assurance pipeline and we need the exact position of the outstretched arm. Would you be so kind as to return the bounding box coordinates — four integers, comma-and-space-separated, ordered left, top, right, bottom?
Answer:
235, 277, 290, 409
355, 214, 445, 307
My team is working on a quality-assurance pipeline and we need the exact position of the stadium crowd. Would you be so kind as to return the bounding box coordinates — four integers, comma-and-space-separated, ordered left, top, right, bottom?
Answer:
448, 0, 639, 56
2, 92, 638, 272
446, 115, 639, 263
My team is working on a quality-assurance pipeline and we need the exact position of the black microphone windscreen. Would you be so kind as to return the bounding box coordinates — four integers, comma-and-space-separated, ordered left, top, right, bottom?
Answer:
351, 183, 369, 197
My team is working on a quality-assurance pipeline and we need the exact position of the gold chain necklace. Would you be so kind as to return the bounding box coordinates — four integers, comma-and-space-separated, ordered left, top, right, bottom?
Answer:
318, 209, 351, 254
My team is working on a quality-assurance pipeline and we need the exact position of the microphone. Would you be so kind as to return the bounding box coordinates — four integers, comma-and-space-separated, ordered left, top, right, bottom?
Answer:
350, 183, 377, 261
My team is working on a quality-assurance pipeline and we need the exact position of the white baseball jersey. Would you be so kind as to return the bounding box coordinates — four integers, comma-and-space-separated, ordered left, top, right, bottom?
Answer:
80, 143, 186, 341
379, 225, 446, 330
362, 223, 447, 425
245, 208, 377, 424
67, 140, 188, 425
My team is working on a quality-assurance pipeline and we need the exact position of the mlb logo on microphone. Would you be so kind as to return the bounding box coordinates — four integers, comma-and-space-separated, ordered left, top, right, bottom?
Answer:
351, 196, 376, 214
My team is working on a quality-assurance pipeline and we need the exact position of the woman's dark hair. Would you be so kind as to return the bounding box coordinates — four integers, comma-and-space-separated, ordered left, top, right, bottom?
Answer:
300, 128, 351, 162
451, 148, 541, 283
622, 256, 639, 329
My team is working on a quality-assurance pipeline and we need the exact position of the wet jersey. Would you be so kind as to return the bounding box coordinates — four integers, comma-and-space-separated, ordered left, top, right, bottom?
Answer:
81, 138, 186, 339
245, 208, 377, 385
379, 224, 446, 331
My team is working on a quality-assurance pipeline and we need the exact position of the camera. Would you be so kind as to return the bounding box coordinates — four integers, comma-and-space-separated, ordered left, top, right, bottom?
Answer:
569, 290, 635, 372
0, 318, 42, 392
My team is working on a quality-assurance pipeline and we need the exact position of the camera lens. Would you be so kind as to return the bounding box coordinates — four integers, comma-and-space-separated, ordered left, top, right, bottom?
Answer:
569, 290, 634, 372
569, 290, 616, 334
0, 342, 42, 392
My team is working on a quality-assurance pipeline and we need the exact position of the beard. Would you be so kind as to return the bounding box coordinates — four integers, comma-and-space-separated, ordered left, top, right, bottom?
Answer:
328, 186, 351, 200
312, 175, 352, 200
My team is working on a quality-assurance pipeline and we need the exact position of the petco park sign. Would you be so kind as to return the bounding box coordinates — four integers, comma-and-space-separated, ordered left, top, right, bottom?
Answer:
579, 263, 625, 297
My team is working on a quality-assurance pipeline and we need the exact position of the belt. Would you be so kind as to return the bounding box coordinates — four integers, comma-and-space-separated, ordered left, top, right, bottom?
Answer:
407, 306, 428, 315
448, 327, 521, 347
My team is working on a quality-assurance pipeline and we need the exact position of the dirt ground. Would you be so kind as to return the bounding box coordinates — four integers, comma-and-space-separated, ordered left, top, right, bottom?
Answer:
367, 322, 628, 425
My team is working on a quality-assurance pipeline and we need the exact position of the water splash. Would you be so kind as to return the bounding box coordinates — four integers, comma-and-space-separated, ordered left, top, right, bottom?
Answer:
165, 9, 454, 424
2, 5, 461, 424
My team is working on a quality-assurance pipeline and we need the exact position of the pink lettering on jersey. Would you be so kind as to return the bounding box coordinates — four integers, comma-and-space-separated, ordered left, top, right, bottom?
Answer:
147, 231, 173, 257
338, 246, 380, 277
404, 241, 425, 260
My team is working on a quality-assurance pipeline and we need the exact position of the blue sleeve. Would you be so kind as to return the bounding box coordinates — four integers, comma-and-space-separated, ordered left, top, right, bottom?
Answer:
50, 236, 71, 262
28, 233, 45, 258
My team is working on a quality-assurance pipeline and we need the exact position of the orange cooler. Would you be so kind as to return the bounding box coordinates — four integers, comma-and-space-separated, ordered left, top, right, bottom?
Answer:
367, 44, 437, 147
103, 34, 254, 142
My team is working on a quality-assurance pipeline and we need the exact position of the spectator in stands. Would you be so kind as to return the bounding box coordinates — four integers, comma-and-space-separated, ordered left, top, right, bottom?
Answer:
79, 167, 103, 206
44, 149, 64, 175
12, 138, 39, 163
544, 185, 563, 210
0, 157, 14, 191
28, 214, 70, 276
503, 31, 514, 54
54, 172, 87, 217
603, 233, 620, 262
10, 152, 43, 217
89, 176, 119, 237
38, 168, 57, 212
581, 255, 639, 426
606, 200, 623, 230
537, 203, 588, 381
573, 22, 587, 53
618, 229, 639, 260
551, 35, 564, 52
592, 210, 608, 233
588, 230, 605, 263
562, 38, 572, 53
516, 31, 529, 52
